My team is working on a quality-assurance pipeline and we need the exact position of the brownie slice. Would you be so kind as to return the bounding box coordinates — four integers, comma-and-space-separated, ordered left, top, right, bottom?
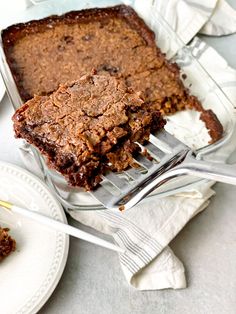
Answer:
0, 226, 16, 261
2, 5, 223, 142
12, 74, 165, 190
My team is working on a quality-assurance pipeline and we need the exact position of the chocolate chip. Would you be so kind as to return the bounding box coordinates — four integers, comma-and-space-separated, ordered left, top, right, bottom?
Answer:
63, 35, 74, 44
98, 64, 120, 75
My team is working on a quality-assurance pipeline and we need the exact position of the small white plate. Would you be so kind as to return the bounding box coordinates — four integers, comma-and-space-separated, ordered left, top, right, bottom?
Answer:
0, 161, 69, 314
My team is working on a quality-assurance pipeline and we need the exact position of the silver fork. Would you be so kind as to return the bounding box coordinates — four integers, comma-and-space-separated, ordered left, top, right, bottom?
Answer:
90, 130, 236, 210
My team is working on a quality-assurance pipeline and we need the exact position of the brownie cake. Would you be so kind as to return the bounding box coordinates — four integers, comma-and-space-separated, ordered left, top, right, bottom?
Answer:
2, 5, 222, 141
0, 226, 16, 261
13, 74, 165, 190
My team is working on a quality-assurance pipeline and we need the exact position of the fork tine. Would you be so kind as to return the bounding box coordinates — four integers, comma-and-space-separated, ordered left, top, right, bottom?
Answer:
143, 142, 165, 160
149, 134, 172, 153
90, 185, 117, 205
133, 154, 154, 169
104, 172, 128, 189
125, 168, 142, 180
153, 130, 184, 149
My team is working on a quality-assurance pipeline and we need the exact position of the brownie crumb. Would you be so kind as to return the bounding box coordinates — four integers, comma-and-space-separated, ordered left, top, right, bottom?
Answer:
119, 205, 125, 211
0, 226, 16, 261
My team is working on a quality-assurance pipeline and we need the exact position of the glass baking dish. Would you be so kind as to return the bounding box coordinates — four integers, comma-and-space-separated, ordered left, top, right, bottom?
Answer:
0, 0, 234, 211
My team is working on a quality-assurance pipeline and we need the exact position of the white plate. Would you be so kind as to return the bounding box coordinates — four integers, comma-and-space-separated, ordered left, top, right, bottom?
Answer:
0, 161, 69, 314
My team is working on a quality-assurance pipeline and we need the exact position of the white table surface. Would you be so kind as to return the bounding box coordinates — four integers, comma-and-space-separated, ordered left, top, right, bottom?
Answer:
0, 1, 236, 313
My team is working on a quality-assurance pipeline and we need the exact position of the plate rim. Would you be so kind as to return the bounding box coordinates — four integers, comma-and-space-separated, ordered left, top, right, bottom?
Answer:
0, 161, 69, 314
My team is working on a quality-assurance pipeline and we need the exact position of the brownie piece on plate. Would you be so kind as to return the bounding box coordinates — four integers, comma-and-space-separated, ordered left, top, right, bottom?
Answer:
12, 74, 165, 190
0, 226, 16, 261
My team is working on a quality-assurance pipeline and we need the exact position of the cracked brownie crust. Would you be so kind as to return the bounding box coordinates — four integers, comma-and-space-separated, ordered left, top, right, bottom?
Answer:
13, 74, 165, 190
2, 5, 159, 102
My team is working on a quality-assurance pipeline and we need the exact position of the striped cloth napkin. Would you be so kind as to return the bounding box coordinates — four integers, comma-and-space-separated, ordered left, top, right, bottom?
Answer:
18, 0, 236, 290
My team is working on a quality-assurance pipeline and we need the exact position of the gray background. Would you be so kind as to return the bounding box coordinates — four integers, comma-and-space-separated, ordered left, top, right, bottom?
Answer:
0, 0, 235, 313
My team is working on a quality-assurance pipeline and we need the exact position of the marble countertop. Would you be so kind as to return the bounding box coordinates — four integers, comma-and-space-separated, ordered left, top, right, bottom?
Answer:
0, 2, 236, 313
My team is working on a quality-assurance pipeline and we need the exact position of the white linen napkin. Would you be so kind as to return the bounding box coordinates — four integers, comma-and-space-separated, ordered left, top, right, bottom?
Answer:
132, 0, 236, 52
69, 180, 215, 290
200, 0, 236, 36
16, 0, 236, 290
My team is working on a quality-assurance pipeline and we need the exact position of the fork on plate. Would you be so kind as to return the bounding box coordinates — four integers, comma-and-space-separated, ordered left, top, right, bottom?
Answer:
0, 199, 125, 253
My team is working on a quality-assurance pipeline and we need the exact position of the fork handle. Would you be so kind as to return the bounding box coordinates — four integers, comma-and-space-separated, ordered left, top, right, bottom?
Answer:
124, 155, 236, 210
175, 154, 236, 185
8, 204, 124, 253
